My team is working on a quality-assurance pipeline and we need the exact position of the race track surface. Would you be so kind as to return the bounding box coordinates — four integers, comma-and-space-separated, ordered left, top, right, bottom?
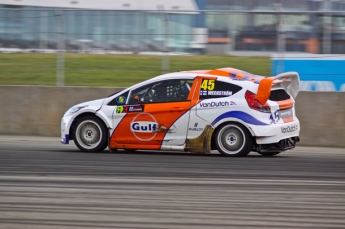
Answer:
0, 136, 344, 229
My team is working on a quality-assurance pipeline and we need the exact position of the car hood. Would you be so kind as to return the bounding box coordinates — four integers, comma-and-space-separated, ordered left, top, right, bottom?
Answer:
76, 98, 105, 110
63, 98, 106, 118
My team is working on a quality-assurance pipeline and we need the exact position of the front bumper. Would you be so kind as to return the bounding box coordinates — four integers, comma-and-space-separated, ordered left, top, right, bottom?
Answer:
60, 116, 73, 144
61, 134, 70, 144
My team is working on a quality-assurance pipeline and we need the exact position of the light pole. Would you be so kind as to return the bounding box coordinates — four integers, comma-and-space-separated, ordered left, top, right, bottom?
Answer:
54, 9, 65, 86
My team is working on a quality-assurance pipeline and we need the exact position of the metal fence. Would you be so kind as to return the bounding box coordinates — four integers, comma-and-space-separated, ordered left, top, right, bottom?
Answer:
1, 7, 345, 85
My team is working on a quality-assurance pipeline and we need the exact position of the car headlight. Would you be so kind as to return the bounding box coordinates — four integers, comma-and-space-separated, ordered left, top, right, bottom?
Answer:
64, 105, 88, 117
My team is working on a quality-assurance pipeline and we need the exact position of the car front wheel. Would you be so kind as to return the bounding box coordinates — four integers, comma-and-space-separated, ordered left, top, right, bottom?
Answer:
215, 123, 253, 157
73, 116, 108, 152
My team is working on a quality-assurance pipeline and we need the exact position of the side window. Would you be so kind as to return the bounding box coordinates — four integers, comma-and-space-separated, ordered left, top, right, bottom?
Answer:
199, 79, 242, 99
107, 91, 129, 106
128, 84, 152, 104
128, 79, 193, 104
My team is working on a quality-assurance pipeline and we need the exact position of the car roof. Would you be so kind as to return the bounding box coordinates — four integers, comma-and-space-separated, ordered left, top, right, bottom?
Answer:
154, 67, 265, 83
124, 67, 266, 92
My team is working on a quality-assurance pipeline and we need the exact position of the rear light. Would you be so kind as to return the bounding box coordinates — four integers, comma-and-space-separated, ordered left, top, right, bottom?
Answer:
245, 90, 271, 113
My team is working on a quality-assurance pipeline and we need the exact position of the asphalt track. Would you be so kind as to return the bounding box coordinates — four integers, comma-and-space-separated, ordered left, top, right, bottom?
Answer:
0, 136, 344, 229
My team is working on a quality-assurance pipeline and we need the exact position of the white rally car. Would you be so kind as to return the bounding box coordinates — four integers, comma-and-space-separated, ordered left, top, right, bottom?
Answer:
61, 67, 300, 157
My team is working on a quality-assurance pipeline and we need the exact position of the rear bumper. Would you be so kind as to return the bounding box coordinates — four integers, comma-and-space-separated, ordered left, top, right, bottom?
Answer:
255, 136, 300, 153
252, 119, 300, 145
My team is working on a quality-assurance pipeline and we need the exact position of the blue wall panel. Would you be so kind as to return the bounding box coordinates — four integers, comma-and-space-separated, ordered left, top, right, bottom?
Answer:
272, 58, 345, 91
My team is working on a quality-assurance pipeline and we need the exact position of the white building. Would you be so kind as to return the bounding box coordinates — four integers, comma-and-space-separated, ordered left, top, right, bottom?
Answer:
0, 0, 201, 52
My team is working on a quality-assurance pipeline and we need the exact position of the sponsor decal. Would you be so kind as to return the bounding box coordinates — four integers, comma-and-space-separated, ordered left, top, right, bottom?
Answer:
207, 90, 233, 96
188, 123, 203, 132
116, 105, 144, 114
116, 106, 125, 114
278, 108, 292, 119
116, 96, 126, 104
189, 127, 203, 131
201, 79, 215, 91
200, 91, 207, 95
128, 105, 144, 112
131, 122, 157, 132
200, 90, 233, 96
270, 109, 293, 124
199, 101, 230, 108
281, 125, 298, 134
199, 79, 241, 99
130, 113, 158, 141
230, 101, 236, 105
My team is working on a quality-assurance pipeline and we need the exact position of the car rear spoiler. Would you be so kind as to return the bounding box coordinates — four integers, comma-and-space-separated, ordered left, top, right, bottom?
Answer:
255, 72, 300, 104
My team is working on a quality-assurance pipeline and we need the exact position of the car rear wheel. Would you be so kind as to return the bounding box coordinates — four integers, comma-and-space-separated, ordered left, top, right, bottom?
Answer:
73, 116, 108, 152
215, 123, 253, 157
258, 152, 281, 157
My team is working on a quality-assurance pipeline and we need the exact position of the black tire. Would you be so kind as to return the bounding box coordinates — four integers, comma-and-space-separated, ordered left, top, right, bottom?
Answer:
258, 152, 281, 157
73, 116, 108, 152
215, 123, 253, 157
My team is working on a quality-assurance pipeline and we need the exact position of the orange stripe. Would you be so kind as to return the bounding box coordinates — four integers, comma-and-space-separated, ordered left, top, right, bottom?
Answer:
283, 117, 293, 123
206, 69, 230, 77
187, 77, 199, 102
256, 77, 274, 105
185, 70, 210, 74
235, 72, 245, 79
277, 98, 294, 110
205, 68, 263, 81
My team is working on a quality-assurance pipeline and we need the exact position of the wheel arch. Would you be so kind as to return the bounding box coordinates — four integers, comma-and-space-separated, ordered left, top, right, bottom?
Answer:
69, 112, 108, 140
211, 120, 255, 156
210, 120, 255, 150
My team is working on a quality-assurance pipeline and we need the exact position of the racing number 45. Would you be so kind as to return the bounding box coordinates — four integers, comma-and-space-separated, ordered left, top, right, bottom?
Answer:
201, 79, 215, 90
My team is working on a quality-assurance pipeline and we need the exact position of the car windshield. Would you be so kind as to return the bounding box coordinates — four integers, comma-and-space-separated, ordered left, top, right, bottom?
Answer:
107, 89, 124, 98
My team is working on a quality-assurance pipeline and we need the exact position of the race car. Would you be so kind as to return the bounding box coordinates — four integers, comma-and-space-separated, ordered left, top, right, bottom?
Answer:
61, 67, 300, 157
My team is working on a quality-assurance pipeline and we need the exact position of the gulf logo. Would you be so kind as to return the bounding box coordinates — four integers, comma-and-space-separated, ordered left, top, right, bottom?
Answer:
130, 113, 158, 141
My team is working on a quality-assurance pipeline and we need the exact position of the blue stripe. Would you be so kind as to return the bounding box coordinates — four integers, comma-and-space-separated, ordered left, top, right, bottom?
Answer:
211, 111, 269, 126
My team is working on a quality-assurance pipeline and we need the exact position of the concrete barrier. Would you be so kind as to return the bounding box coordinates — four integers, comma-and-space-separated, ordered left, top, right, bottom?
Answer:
295, 91, 345, 147
0, 86, 344, 147
0, 86, 124, 137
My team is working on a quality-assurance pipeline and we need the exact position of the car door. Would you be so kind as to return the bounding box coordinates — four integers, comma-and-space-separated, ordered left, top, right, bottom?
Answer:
110, 79, 195, 150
